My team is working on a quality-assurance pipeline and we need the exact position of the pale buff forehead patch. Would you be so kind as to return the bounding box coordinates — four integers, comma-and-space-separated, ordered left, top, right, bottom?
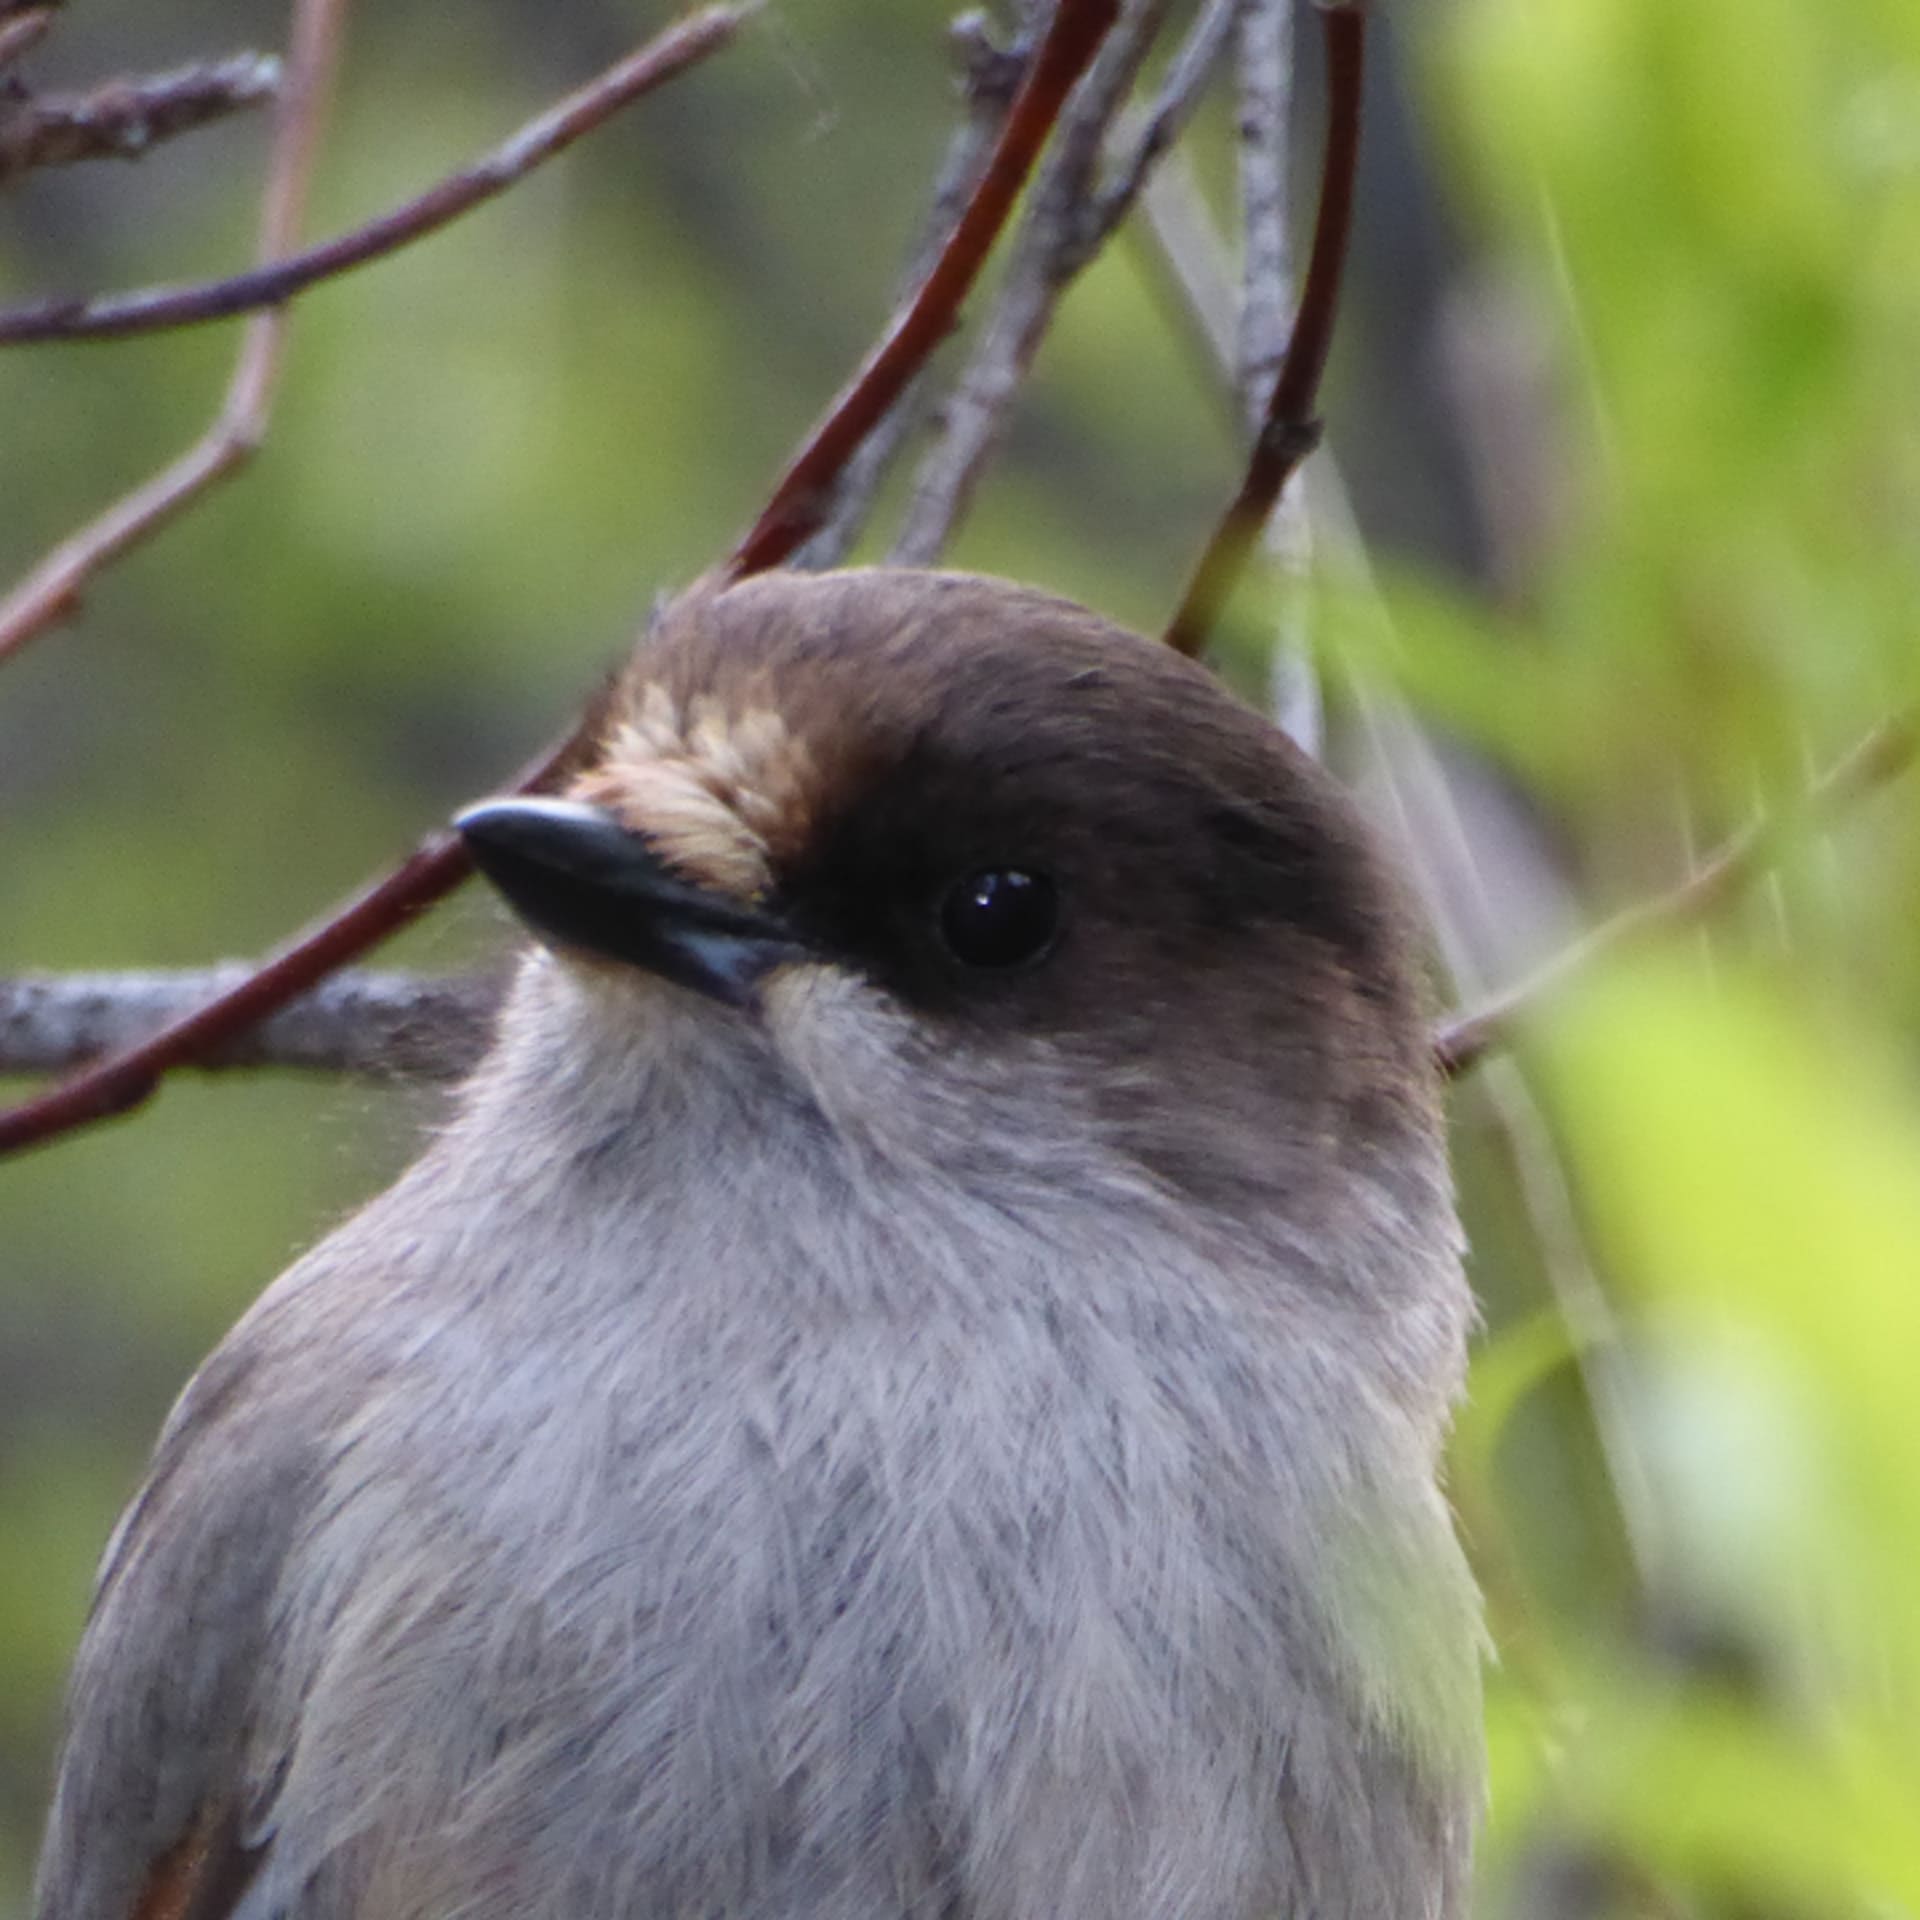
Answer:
572, 682, 817, 901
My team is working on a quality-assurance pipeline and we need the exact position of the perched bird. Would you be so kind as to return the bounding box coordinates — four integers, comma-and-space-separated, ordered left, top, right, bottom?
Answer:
35, 569, 1482, 1920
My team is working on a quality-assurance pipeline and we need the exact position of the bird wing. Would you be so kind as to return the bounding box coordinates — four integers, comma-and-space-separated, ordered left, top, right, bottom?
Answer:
121, 1805, 265, 1920
33, 1333, 313, 1920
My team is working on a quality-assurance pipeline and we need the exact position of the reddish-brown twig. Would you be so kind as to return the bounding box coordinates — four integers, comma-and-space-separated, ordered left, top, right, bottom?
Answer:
726, 0, 1120, 577
1435, 714, 1918, 1076
0, 6, 745, 347
1162, 1, 1364, 659
0, 725, 591, 1154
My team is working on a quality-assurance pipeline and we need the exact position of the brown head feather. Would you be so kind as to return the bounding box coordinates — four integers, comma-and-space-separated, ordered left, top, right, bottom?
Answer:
567, 567, 1437, 1218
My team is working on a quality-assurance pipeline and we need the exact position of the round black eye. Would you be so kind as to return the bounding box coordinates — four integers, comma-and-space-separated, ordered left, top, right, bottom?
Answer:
939, 869, 1058, 970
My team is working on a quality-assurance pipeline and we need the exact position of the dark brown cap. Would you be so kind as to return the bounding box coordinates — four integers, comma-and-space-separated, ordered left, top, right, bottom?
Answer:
563, 567, 1440, 1216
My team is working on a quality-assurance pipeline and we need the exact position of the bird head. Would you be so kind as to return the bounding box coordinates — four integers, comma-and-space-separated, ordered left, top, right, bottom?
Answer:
457, 568, 1446, 1271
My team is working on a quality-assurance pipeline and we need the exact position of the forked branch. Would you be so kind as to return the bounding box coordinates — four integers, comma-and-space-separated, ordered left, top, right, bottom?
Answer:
0, 0, 345, 666
0, 8, 746, 667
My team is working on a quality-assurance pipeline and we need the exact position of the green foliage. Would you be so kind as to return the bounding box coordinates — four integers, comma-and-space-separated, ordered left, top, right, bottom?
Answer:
1386, 0, 1920, 1911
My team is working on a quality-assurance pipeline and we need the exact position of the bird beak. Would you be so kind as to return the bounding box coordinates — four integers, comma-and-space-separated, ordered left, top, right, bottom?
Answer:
456, 797, 803, 1008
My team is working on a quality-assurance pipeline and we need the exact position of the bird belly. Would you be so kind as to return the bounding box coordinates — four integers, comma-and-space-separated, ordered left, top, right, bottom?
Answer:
239, 1302, 1460, 1920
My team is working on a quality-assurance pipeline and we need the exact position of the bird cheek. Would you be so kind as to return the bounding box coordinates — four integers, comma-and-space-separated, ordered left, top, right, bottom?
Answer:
758, 961, 918, 1139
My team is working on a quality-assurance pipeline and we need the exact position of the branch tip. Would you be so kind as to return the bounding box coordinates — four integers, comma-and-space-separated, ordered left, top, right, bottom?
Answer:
1435, 714, 1918, 1077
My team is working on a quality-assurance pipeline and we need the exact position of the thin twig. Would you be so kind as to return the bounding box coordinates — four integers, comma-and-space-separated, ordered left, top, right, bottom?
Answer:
888, 0, 1182, 564
0, 6, 742, 667
793, 10, 1027, 572
1083, 0, 1243, 253
1286, 446, 1659, 1595
1163, 0, 1365, 659
0, 7, 55, 73
0, 6, 747, 346
1436, 714, 1918, 1074
1232, 0, 1291, 433
1136, 8, 1319, 739
0, 969, 497, 1080
1130, 14, 1318, 742
1232, 0, 1318, 751
729, 0, 1121, 576
0, 53, 281, 185
0, 0, 349, 666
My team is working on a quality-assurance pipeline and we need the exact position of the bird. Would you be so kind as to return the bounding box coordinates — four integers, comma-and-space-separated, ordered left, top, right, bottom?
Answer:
34, 568, 1483, 1920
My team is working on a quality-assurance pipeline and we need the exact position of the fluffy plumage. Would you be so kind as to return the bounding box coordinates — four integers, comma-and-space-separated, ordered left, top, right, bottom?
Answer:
36, 569, 1482, 1920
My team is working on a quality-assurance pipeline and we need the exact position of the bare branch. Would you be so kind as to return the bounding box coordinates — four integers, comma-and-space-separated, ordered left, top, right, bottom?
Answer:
1085, 0, 1243, 261
1232, 0, 1291, 432
0, 7, 750, 669
793, 10, 1027, 572
0, 9, 53, 73
1232, 0, 1320, 750
0, 0, 348, 667
888, 0, 1184, 565
0, 717, 600, 1155
1131, 8, 1322, 738
0, 53, 281, 186
0, 969, 497, 1080
0, 6, 748, 346
1436, 714, 1919, 1075
1163, 1, 1365, 659
729, 0, 1122, 576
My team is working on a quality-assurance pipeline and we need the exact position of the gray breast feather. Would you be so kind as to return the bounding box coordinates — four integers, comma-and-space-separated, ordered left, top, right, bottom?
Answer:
35, 1139, 1477, 1920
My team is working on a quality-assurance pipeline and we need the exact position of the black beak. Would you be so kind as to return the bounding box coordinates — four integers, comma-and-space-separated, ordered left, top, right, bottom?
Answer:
456, 797, 802, 1008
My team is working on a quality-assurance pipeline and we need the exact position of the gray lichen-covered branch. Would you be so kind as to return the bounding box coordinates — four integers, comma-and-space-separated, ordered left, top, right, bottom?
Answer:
0, 969, 498, 1081
0, 53, 282, 185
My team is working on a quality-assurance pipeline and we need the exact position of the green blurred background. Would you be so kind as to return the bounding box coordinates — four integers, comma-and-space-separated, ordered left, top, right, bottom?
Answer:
3, 2, 1919, 1914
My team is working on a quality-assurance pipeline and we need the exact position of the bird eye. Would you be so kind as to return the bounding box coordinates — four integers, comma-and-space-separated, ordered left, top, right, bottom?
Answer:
938, 869, 1059, 970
